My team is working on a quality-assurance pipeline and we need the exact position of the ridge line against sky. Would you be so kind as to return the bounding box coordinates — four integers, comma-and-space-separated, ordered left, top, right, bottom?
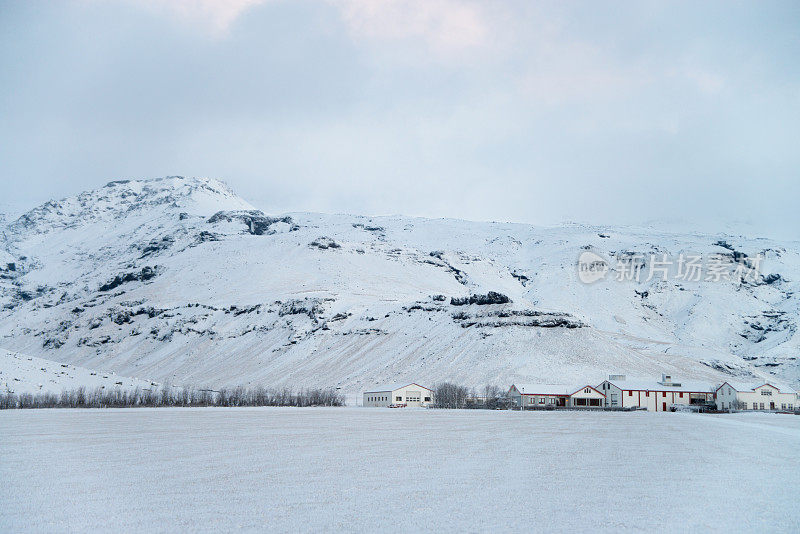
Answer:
1, 1, 798, 240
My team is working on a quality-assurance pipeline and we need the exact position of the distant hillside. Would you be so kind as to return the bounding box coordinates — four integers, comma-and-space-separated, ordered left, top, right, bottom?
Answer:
0, 176, 797, 393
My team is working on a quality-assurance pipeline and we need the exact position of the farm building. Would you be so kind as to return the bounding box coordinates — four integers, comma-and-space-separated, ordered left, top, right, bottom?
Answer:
597, 374, 714, 412
508, 384, 605, 408
715, 382, 797, 411
363, 383, 433, 407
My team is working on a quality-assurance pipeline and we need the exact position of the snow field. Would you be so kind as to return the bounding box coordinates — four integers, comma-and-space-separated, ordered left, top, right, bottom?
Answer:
1, 408, 798, 532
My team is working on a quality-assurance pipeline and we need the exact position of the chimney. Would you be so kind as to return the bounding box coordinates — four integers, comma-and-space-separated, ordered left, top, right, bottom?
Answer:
660, 374, 680, 386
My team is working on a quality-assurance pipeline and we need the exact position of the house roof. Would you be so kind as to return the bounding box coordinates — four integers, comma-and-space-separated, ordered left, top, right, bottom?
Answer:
363, 382, 432, 394
716, 381, 797, 394
601, 379, 715, 393
510, 384, 601, 396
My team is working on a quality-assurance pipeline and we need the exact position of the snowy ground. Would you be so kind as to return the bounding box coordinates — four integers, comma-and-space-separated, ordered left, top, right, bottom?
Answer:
1, 408, 798, 532
0, 349, 153, 394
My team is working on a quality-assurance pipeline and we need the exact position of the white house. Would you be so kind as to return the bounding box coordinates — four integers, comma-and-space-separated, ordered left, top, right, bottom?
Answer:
363, 383, 433, 407
596, 374, 714, 412
715, 381, 797, 411
508, 384, 606, 408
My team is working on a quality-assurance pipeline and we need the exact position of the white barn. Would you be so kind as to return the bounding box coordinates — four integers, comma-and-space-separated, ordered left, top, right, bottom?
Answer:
715, 381, 797, 411
363, 383, 433, 407
508, 384, 605, 408
596, 374, 714, 412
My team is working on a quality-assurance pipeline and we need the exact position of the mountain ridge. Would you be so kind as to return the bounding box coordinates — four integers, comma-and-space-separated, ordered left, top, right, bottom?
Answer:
1, 176, 797, 393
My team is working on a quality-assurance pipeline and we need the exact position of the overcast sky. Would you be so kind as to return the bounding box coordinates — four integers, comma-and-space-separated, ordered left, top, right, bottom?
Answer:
1, 1, 798, 239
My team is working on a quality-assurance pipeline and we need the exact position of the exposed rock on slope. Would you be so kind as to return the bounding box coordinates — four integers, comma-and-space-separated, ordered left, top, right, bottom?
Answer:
450, 292, 511, 306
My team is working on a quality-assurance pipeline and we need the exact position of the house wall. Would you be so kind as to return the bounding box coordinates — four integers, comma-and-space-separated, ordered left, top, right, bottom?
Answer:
716, 384, 797, 411
364, 384, 433, 407
363, 391, 392, 407
568, 387, 605, 407
392, 384, 433, 407
509, 386, 605, 408
602, 383, 623, 408
526, 394, 567, 407
599, 381, 713, 412
508, 388, 567, 407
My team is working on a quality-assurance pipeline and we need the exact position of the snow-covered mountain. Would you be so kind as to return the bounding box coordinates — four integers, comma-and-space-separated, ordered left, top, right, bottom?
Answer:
1, 176, 797, 393
0, 349, 152, 395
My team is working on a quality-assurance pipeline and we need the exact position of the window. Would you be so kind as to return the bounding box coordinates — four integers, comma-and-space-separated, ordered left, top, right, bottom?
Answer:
628, 391, 632, 397
679, 393, 683, 398
424, 397, 430, 402
396, 396, 402, 401
789, 404, 793, 410
781, 404, 786, 410
753, 403, 757, 409
538, 398, 545, 404
759, 403, 764, 409
761, 389, 772, 396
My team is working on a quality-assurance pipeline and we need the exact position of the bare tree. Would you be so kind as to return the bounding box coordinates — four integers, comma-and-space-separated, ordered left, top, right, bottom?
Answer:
0, 385, 346, 410
433, 382, 470, 409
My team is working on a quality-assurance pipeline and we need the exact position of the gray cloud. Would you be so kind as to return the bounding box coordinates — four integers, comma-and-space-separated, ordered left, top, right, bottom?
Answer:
1, 0, 798, 239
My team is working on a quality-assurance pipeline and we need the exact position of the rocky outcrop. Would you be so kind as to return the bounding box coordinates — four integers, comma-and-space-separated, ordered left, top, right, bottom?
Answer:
450, 292, 511, 306
279, 299, 325, 321
309, 237, 340, 250
452, 309, 584, 329
98, 266, 158, 292
207, 210, 294, 236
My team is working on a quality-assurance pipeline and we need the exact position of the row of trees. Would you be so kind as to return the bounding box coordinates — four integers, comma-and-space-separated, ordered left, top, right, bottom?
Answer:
0, 385, 345, 410
432, 383, 511, 409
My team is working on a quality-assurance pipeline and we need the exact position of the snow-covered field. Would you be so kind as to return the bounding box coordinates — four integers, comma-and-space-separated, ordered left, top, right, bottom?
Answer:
1, 408, 798, 532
